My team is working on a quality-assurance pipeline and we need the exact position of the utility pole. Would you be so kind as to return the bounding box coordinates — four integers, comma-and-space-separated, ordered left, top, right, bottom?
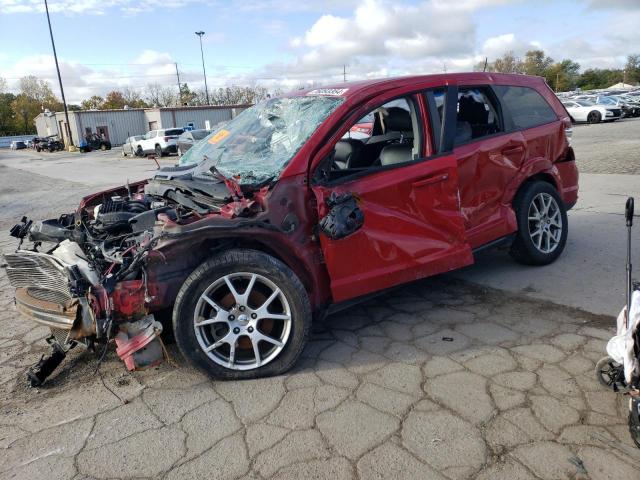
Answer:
555, 72, 560, 92
195, 31, 210, 105
483, 57, 488, 72
44, 0, 73, 147
343, 64, 346, 83
175, 62, 182, 106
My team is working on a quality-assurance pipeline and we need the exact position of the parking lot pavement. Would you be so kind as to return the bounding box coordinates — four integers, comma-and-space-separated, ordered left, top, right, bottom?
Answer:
0, 126, 639, 479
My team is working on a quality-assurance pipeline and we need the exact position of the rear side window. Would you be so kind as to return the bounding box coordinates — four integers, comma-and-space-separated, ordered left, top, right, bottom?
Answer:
455, 87, 503, 146
494, 86, 557, 130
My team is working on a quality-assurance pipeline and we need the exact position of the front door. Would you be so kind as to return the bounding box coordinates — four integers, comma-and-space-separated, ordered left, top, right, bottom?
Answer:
311, 93, 473, 303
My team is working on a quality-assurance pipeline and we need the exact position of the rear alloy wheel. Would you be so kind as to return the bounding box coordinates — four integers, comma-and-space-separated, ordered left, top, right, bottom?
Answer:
155, 145, 163, 157
510, 181, 568, 265
587, 111, 602, 124
173, 250, 311, 379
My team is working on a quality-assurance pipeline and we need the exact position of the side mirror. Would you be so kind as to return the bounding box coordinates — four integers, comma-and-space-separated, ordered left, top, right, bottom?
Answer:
626, 197, 634, 227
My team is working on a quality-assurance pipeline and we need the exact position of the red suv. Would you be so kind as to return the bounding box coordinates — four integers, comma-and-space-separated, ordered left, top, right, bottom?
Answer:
5, 73, 578, 381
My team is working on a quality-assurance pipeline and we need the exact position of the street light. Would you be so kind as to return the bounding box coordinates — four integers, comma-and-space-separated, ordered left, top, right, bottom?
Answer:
195, 31, 210, 105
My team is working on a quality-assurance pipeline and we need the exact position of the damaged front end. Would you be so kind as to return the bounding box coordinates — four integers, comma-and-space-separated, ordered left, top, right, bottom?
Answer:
3, 165, 273, 385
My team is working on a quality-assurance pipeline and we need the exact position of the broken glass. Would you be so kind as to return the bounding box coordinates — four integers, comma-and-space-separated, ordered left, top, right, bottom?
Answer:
181, 95, 344, 184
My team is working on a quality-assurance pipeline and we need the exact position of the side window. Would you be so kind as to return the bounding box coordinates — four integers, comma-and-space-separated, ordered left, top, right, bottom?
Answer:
329, 96, 421, 176
455, 87, 503, 146
494, 85, 558, 130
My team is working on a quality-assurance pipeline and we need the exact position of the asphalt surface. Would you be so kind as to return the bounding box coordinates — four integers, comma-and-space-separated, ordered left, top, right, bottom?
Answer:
1, 120, 640, 479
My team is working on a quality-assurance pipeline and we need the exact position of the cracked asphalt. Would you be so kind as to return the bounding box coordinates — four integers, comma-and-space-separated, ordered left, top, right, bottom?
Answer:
1, 120, 640, 480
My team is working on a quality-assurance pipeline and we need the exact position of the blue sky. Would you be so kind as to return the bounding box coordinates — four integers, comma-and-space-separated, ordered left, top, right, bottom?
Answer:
1, 0, 638, 102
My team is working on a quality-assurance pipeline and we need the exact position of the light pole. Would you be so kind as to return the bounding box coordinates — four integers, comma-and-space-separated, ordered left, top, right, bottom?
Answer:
195, 31, 210, 105
44, 0, 73, 147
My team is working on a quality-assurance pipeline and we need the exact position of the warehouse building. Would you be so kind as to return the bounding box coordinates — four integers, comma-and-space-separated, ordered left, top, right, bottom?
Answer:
34, 105, 250, 147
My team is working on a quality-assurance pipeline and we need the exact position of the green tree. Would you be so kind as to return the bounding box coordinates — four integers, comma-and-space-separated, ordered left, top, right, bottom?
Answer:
0, 92, 17, 135
81, 95, 105, 110
522, 50, 554, 77
546, 60, 580, 92
11, 94, 39, 133
625, 54, 640, 84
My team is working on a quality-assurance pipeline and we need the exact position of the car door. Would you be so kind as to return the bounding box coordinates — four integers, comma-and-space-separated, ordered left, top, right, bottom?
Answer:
453, 85, 525, 248
311, 92, 473, 303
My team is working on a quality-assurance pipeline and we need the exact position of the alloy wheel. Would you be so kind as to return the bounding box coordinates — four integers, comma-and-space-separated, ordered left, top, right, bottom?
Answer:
193, 272, 292, 371
527, 192, 563, 254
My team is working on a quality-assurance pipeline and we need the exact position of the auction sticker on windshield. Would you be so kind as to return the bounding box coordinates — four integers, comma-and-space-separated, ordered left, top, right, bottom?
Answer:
208, 129, 230, 144
307, 88, 348, 96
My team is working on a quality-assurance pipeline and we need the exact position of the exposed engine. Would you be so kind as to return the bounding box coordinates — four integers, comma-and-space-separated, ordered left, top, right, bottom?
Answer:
4, 166, 271, 386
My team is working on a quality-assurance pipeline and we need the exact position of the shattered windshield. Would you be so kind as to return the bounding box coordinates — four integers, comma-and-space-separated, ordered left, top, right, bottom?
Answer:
181, 95, 344, 184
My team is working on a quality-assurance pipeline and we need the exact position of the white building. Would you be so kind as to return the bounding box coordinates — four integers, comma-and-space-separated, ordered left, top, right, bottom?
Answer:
34, 105, 249, 146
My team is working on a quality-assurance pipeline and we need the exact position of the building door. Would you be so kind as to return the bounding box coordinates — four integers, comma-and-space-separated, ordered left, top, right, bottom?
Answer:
148, 121, 158, 131
96, 126, 109, 141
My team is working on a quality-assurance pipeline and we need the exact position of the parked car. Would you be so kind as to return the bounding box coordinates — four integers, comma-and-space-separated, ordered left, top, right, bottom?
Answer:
4, 73, 578, 381
177, 129, 211, 156
121, 135, 144, 157
34, 135, 64, 152
136, 128, 184, 157
79, 133, 112, 153
574, 95, 634, 118
561, 100, 620, 123
9, 140, 26, 150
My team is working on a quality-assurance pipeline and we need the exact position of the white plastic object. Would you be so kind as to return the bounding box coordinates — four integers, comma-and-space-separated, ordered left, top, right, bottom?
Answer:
606, 290, 640, 384
52, 240, 100, 286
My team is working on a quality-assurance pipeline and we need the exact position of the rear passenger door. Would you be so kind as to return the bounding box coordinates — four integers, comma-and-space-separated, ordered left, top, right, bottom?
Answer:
452, 85, 526, 248
311, 92, 473, 303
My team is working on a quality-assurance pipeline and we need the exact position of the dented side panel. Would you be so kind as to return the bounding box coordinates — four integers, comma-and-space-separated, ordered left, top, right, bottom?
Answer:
313, 155, 474, 303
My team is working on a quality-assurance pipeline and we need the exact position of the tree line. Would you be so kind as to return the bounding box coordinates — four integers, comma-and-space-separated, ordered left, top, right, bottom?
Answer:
0, 76, 274, 136
476, 50, 640, 92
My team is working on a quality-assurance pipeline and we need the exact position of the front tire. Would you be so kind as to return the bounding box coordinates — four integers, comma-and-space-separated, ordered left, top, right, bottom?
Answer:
173, 250, 311, 380
510, 181, 568, 265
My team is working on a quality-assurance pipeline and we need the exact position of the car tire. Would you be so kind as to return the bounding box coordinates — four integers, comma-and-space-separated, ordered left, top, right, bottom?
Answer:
155, 145, 163, 157
173, 249, 311, 380
122, 148, 127, 157
136, 146, 143, 157
587, 111, 601, 124
509, 181, 568, 266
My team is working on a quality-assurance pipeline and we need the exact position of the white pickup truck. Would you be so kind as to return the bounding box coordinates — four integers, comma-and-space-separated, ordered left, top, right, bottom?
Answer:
136, 128, 184, 157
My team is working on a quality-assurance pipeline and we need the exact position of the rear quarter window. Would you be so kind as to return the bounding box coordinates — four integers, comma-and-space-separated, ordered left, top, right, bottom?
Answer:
494, 85, 558, 130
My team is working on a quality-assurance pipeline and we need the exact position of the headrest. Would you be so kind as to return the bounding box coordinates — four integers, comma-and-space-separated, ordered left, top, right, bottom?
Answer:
334, 139, 363, 169
379, 144, 412, 166
385, 107, 412, 132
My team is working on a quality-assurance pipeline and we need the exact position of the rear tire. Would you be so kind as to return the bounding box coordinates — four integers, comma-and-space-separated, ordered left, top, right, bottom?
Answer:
510, 181, 568, 265
155, 145, 163, 157
587, 111, 601, 124
136, 146, 143, 157
173, 249, 311, 380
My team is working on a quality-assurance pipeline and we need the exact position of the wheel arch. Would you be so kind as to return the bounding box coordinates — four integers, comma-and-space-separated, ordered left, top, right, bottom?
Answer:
158, 234, 328, 314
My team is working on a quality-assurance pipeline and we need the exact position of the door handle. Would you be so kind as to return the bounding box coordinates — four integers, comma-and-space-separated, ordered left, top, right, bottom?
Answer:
501, 145, 524, 155
412, 173, 449, 188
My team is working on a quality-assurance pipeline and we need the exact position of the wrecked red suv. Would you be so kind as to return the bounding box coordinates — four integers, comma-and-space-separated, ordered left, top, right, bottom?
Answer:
4, 73, 578, 382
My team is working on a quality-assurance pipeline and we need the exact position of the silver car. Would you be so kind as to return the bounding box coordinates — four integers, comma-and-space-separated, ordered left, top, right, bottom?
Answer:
121, 135, 144, 156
